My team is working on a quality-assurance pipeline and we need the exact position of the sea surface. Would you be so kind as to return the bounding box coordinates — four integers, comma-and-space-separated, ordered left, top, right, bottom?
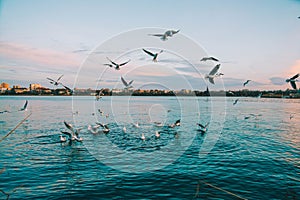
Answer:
0, 96, 299, 200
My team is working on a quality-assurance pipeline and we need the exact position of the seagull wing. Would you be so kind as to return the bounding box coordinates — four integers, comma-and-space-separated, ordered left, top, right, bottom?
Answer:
119, 59, 130, 66
210, 57, 219, 62
197, 123, 205, 129
106, 57, 117, 66
149, 34, 165, 37
143, 49, 155, 57
128, 80, 134, 86
121, 77, 128, 86
57, 74, 64, 82
208, 77, 215, 84
209, 64, 220, 75
23, 100, 28, 110
61, 131, 72, 138
47, 77, 55, 82
290, 81, 297, 90
205, 122, 210, 128
64, 121, 74, 132
175, 119, 180, 124
291, 73, 300, 80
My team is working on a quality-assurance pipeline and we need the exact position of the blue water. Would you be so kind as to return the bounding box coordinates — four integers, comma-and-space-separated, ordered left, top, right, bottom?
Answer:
0, 96, 299, 199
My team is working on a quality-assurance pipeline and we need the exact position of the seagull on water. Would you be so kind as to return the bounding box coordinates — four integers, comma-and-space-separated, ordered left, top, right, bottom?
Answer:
104, 57, 130, 70
141, 133, 146, 141
133, 122, 139, 128
19, 100, 28, 111
243, 80, 251, 87
205, 64, 222, 84
143, 49, 163, 62
88, 124, 101, 134
286, 73, 299, 90
154, 122, 163, 127
196, 122, 209, 133
60, 135, 67, 142
169, 119, 180, 128
200, 56, 219, 62
121, 76, 134, 89
63, 121, 83, 141
148, 29, 180, 41
155, 131, 160, 138
47, 74, 63, 86
122, 126, 126, 133
233, 99, 239, 106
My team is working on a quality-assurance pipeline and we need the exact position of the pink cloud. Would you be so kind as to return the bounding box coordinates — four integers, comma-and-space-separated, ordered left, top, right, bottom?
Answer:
0, 42, 81, 67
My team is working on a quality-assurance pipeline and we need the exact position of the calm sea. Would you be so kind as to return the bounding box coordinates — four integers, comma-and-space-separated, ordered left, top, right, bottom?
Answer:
0, 96, 299, 199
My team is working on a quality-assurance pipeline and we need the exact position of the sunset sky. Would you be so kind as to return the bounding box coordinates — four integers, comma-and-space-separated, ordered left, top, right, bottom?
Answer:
0, 0, 299, 91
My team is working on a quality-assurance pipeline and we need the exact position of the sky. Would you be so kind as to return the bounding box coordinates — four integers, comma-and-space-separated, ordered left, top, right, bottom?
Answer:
0, 0, 300, 91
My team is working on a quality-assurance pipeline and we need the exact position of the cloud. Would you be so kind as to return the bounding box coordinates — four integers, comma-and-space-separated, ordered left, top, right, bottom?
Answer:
0, 42, 81, 67
269, 77, 286, 85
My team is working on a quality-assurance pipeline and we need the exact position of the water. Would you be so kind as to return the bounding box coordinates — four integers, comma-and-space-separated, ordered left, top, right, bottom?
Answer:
0, 96, 299, 199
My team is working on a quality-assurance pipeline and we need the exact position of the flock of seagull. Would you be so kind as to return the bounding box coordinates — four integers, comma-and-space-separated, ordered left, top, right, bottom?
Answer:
1, 29, 299, 146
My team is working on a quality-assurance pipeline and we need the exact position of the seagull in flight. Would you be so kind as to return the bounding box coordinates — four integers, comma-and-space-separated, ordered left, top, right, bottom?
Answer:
63, 121, 83, 141
104, 57, 130, 70
0, 110, 10, 114
286, 73, 299, 90
148, 29, 180, 41
47, 75, 63, 86
200, 56, 219, 62
243, 80, 251, 87
96, 122, 110, 133
233, 99, 239, 106
121, 76, 134, 89
18, 100, 28, 111
205, 64, 221, 84
142, 49, 163, 62
155, 131, 160, 138
196, 122, 209, 133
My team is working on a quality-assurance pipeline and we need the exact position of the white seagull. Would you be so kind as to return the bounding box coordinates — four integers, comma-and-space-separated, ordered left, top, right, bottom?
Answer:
233, 99, 239, 106
155, 131, 160, 138
148, 29, 180, 41
96, 122, 110, 134
18, 100, 28, 111
88, 124, 101, 134
141, 133, 146, 141
205, 64, 221, 84
121, 76, 134, 89
104, 57, 130, 70
196, 122, 209, 133
60, 135, 67, 142
243, 80, 251, 87
63, 121, 83, 141
286, 73, 299, 90
47, 74, 63, 86
169, 119, 180, 128
143, 49, 163, 62
200, 56, 219, 62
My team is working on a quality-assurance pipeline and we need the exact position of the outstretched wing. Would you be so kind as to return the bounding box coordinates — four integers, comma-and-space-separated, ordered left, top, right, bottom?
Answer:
197, 123, 205, 129
209, 64, 220, 76
106, 57, 117, 66
57, 74, 64, 82
119, 59, 130, 66
23, 100, 28, 110
149, 34, 165, 37
64, 121, 74, 132
128, 80, 134, 86
47, 77, 55, 82
121, 77, 128, 86
61, 131, 72, 138
208, 77, 215, 84
143, 49, 155, 57
290, 81, 297, 90
291, 73, 300, 80
209, 57, 219, 62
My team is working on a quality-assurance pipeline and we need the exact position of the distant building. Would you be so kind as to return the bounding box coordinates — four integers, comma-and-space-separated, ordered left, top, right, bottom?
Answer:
0, 82, 10, 89
30, 83, 42, 91
12, 87, 29, 94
